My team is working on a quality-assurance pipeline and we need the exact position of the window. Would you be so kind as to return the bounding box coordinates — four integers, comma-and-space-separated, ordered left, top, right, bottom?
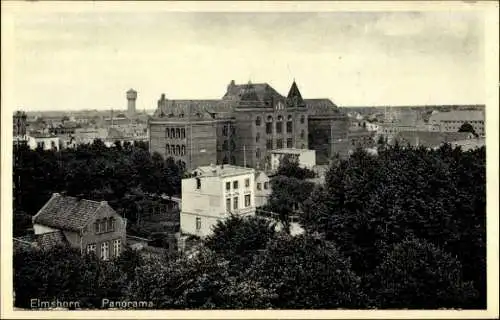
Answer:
287, 138, 293, 148
267, 115, 273, 122
226, 182, 231, 191
101, 242, 109, 261
257, 183, 262, 190
277, 139, 283, 149
255, 116, 261, 126
276, 122, 283, 134
113, 239, 121, 257
233, 197, 239, 210
181, 145, 186, 156
245, 178, 250, 188
94, 221, 99, 233
171, 144, 176, 155
179, 113, 184, 118
176, 128, 180, 138
231, 156, 236, 164
222, 140, 228, 151
196, 177, 201, 189
286, 121, 293, 133
264, 182, 269, 190
256, 132, 260, 142
256, 148, 261, 159
87, 244, 96, 254
300, 130, 305, 139
176, 145, 181, 155
196, 217, 202, 230
266, 139, 273, 150
107, 218, 115, 232
166, 144, 170, 154
100, 219, 107, 233
245, 194, 251, 207
233, 180, 239, 189
300, 115, 305, 124
170, 128, 175, 138
181, 128, 186, 138
223, 125, 228, 136
226, 198, 231, 212
223, 156, 229, 164
266, 123, 272, 134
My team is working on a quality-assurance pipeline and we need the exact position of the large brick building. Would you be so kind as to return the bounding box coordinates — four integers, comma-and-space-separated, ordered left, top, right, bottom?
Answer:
149, 80, 349, 170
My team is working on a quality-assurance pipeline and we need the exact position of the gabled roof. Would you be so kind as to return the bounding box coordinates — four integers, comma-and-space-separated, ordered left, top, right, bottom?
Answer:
223, 82, 285, 102
32, 193, 112, 232
286, 81, 305, 107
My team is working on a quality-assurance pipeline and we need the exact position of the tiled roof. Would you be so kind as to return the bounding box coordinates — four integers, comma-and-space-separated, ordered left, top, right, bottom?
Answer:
304, 99, 344, 116
33, 193, 106, 232
153, 99, 235, 120
223, 82, 284, 102
429, 110, 485, 122
395, 131, 474, 148
36, 230, 69, 249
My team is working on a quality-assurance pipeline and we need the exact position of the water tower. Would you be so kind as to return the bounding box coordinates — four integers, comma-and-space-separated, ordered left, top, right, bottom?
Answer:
126, 89, 137, 118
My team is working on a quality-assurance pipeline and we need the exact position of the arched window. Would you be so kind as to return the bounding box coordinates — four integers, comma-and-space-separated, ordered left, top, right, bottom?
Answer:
286, 116, 293, 133
176, 145, 181, 155
181, 128, 185, 139
181, 145, 186, 155
176, 128, 180, 138
170, 128, 175, 138
267, 115, 273, 122
287, 115, 293, 121
255, 116, 261, 126
171, 144, 176, 155
166, 144, 170, 154
166, 128, 170, 138
300, 115, 305, 124
276, 115, 283, 133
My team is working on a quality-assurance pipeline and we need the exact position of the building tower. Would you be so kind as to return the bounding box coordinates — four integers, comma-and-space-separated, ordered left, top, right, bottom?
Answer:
126, 89, 137, 119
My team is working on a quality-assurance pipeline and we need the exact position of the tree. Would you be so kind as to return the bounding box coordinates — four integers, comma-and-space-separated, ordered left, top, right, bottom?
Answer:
248, 234, 367, 309
367, 236, 477, 309
205, 215, 276, 266
265, 175, 315, 233
276, 154, 316, 180
458, 122, 478, 136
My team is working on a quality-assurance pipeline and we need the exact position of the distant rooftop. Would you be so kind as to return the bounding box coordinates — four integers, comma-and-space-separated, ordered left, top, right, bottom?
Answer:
271, 148, 314, 155
429, 110, 485, 122
194, 164, 255, 178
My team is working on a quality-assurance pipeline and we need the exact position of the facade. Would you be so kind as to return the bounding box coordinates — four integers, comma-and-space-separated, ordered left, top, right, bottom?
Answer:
27, 135, 60, 151
429, 110, 485, 136
181, 164, 256, 237
394, 131, 475, 149
32, 193, 127, 260
149, 80, 350, 170
254, 171, 272, 207
270, 148, 316, 172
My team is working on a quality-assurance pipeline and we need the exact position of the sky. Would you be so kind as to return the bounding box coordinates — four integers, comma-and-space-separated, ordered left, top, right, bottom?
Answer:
2, 3, 486, 112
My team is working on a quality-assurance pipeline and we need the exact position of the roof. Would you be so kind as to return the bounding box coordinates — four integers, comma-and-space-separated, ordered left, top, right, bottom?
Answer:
286, 81, 305, 106
194, 164, 255, 178
271, 148, 315, 155
223, 82, 284, 102
304, 99, 344, 117
153, 99, 235, 120
32, 193, 111, 232
429, 110, 485, 122
36, 231, 69, 249
395, 131, 475, 148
